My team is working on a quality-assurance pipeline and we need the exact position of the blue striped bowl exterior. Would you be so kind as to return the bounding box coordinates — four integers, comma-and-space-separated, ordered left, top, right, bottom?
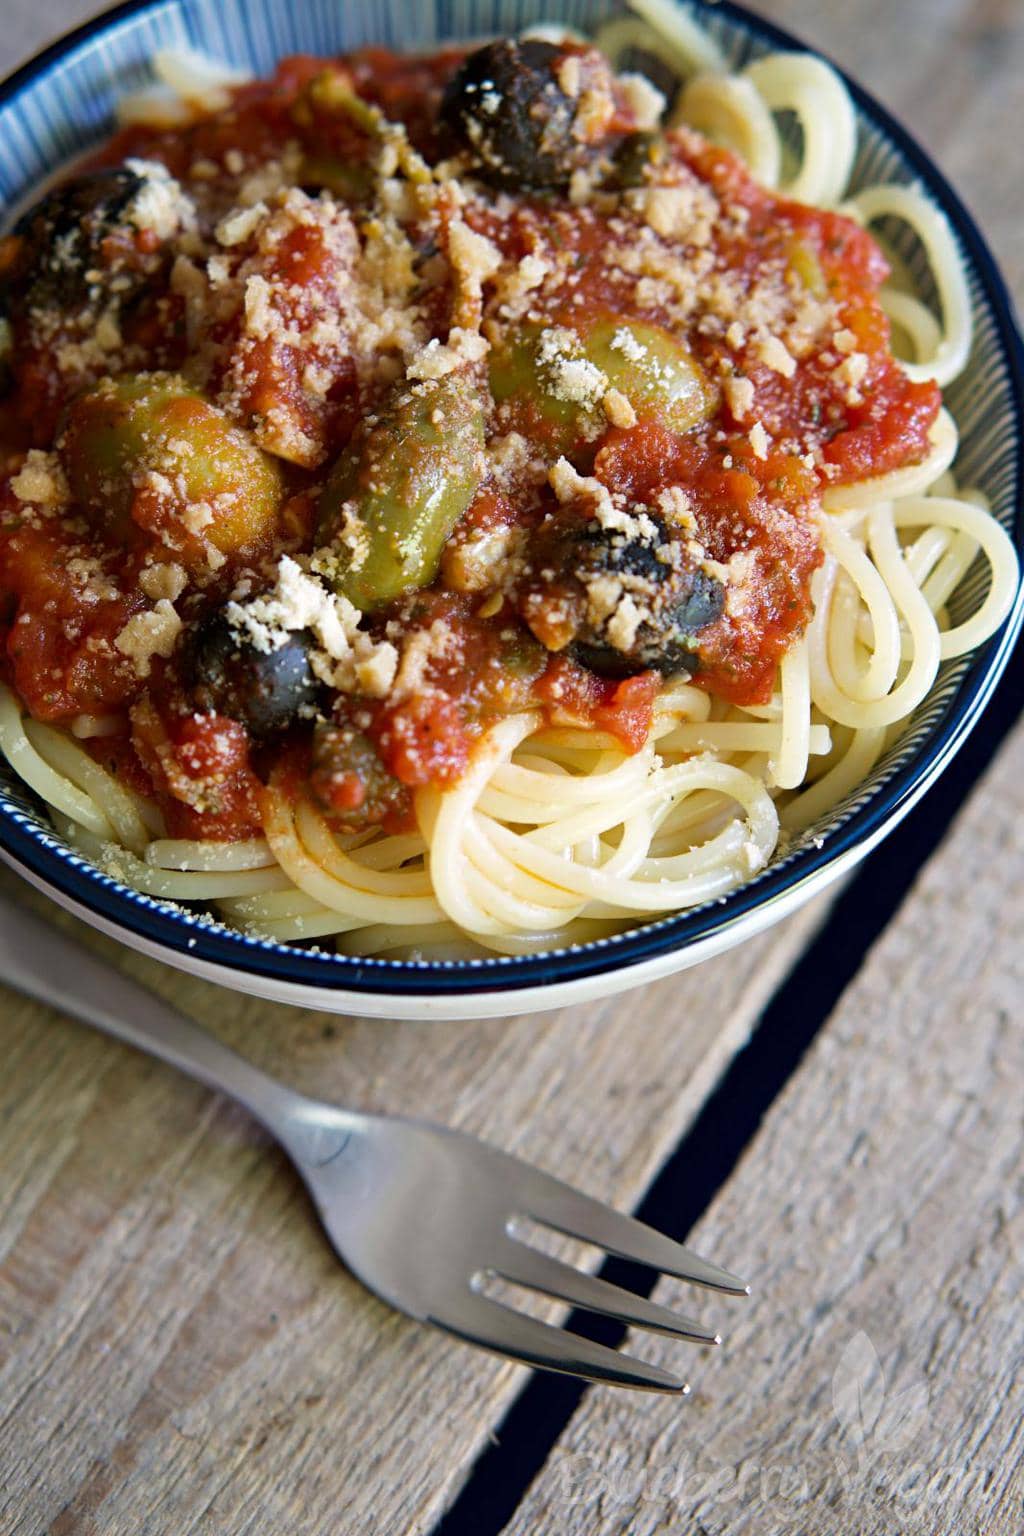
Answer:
0, 0, 1021, 999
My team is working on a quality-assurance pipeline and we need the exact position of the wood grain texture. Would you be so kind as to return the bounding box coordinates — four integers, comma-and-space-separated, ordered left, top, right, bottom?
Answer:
501, 718, 1024, 1536
0, 1, 1021, 1533
0, 870, 832, 1536
0, 0, 99, 75
489, 7, 1024, 1525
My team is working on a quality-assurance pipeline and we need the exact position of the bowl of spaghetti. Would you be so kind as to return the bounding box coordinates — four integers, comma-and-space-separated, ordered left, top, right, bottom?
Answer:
0, 0, 1020, 1019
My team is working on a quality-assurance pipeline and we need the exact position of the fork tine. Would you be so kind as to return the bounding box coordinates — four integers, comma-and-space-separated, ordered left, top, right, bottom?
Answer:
496, 1244, 721, 1344
437, 1293, 688, 1393
517, 1176, 749, 1294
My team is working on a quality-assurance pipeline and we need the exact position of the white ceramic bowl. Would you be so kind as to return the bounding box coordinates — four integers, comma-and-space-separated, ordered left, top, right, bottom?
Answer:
1, 0, 1021, 1018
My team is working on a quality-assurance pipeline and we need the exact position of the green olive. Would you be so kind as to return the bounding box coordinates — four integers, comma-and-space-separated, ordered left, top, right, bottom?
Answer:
489, 318, 714, 452
299, 153, 374, 201
60, 373, 284, 561
589, 319, 714, 431
316, 371, 486, 611
488, 327, 580, 452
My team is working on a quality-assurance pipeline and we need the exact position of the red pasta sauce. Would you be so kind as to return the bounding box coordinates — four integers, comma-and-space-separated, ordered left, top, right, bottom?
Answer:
0, 43, 940, 838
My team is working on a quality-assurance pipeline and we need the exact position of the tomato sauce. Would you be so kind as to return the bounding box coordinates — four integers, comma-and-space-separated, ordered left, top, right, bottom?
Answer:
0, 514, 145, 720
0, 42, 942, 835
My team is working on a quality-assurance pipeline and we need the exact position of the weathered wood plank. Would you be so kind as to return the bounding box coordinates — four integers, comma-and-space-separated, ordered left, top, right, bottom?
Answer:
1, 0, 98, 73
500, 722, 1024, 1535
0, 873, 833, 1536
0, 1, 1020, 1532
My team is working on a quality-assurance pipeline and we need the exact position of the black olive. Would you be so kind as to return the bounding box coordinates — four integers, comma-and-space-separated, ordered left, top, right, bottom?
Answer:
188, 616, 321, 737
603, 131, 665, 190
441, 39, 587, 191
1, 169, 147, 310
571, 519, 724, 678
0, 315, 11, 396
573, 578, 724, 678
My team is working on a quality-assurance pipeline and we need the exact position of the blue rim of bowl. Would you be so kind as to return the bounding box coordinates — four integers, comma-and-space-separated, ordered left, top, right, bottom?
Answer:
0, 0, 1021, 997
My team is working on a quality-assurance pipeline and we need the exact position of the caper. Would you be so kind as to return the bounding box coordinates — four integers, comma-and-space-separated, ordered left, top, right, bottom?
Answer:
309, 722, 409, 829
299, 154, 374, 202
0, 316, 12, 396
604, 131, 666, 190
60, 373, 284, 562
316, 371, 486, 611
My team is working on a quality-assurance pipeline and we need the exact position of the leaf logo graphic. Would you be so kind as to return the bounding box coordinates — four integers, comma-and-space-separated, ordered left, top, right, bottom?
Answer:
832, 1331, 885, 1446
874, 1381, 930, 1450
832, 1331, 929, 1462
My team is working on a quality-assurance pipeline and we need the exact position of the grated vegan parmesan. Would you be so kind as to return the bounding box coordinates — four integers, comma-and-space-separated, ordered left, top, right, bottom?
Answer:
114, 600, 183, 677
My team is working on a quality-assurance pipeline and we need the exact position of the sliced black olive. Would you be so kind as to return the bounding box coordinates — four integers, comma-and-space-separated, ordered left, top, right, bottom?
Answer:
441, 39, 587, 191
528, 514, 724, 678
573, 582, 724, 678
0, 169, 148, 310
577, 520, 723, 677
188, 615, 321, 737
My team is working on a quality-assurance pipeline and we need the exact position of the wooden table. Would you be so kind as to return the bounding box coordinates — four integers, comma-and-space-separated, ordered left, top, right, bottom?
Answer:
1, 3, 1022, 1532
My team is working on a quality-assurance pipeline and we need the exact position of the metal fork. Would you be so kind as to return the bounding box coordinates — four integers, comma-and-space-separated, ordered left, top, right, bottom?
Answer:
0, 894, 748, 1392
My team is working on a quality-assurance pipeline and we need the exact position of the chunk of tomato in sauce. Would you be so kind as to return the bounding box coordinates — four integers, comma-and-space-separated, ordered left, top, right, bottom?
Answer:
536, 657, 659, 752
822, 373, 942, 482
208, 206, 361, 467
371, 692, 470, 788
0, 520, 143, 720
84, 729, 156, 801
131, 699, 263, 840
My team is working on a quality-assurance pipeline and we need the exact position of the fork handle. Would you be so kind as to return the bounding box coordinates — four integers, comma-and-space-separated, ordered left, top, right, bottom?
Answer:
0, 893, 323, 1143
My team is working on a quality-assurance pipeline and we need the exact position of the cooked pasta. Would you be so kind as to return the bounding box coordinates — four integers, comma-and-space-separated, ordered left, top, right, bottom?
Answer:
0, 1, 1017, 961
